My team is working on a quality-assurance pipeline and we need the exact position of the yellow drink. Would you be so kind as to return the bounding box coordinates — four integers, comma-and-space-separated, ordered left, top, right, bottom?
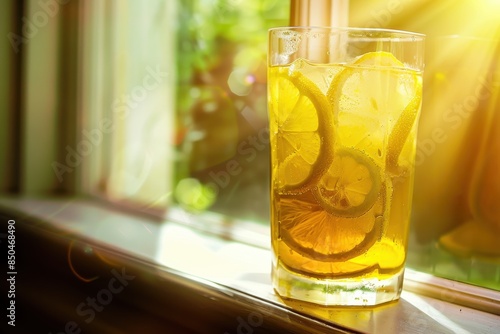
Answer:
268, 29, 424, 306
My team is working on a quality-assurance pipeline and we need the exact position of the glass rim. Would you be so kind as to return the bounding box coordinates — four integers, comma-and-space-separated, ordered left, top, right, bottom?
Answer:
269, 26, 425, 40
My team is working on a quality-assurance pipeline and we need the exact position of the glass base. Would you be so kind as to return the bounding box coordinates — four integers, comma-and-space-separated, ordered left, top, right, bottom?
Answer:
272, 261, 404, 306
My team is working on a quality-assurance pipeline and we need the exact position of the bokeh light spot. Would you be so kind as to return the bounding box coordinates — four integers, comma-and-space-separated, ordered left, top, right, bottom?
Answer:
228, 68, 253, 96
175, 178, 217, 211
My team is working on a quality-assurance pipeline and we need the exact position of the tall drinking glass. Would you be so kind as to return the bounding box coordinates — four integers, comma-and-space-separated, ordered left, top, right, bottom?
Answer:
268, 27, 425, 306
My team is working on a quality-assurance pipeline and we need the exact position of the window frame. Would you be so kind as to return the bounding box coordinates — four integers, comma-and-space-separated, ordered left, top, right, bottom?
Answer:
1, 0, 499, 331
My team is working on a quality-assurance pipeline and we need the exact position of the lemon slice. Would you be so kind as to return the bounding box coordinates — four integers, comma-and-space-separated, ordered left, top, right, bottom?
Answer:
269, 65, 334, 194
312, 148, 382, 218
386, 85, 422, 174
279, 235, 404, 278
327, 51, 422, 168
439, 220, 500, 258
279, 182, 387, 262
278, 239, 380, 278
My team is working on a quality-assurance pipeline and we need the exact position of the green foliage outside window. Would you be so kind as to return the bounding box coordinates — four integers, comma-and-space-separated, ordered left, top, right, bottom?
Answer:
173, 0, 289, 223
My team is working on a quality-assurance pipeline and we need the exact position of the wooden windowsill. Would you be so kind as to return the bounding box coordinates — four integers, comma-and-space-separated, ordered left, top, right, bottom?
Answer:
1, 196, 499, 333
